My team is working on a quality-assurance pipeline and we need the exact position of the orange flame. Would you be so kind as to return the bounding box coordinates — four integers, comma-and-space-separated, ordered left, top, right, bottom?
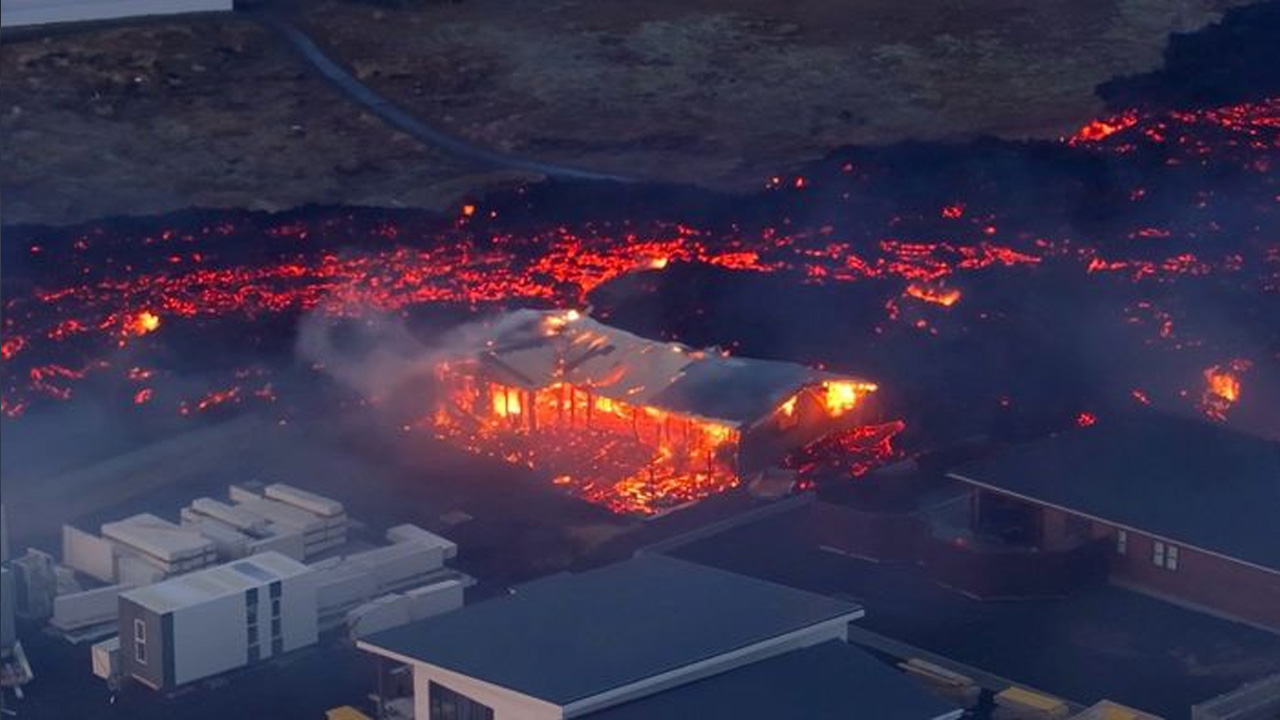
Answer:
127, 311, 161, 337
822, 381, 877, 416
905, 283, 962, 307
1200, 358, 1251, 420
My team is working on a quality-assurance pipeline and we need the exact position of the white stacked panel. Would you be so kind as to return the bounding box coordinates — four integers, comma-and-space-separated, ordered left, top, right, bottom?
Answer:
51, 584, 131, 631
101, 514, 216, 575
386, 524, 458, 560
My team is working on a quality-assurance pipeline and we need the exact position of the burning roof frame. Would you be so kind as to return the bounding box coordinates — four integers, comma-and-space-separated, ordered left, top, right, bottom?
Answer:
431, 309, 885, 514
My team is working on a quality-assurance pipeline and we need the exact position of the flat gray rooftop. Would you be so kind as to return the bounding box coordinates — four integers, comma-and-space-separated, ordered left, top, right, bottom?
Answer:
360, 554, 861, 705
584, 640, 960, 720
949, 412, 1280, 571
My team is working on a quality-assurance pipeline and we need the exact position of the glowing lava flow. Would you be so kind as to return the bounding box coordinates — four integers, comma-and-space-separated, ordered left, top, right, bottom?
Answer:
0, 94, 1277, 507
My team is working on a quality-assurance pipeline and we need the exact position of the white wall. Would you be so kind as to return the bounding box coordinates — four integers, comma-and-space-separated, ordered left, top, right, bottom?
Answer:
172, 592, 246, 685
412, 663, 563, 720
281, 571, 319, 652
62, 525, 118, 584
1, 0, 231, 28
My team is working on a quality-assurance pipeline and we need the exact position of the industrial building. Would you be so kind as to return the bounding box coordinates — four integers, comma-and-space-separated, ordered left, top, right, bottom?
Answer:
87, 520, 471, 690
117, 551, 317, 690
54, 482, 351, 636
358, 555, 959, 719
434, 309, 883, 513
947, 413, 1280, 631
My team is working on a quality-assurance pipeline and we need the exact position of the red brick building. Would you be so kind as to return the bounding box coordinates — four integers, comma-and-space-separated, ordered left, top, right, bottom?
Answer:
947, 413, 1280, 632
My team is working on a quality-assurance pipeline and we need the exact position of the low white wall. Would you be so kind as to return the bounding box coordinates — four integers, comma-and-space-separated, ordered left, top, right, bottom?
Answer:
2, 0, 232, 28
62, 525, 117, 584
51, 583, 129, 630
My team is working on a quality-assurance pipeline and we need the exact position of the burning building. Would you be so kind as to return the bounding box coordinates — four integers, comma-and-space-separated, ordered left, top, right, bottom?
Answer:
432, 310, 884, 514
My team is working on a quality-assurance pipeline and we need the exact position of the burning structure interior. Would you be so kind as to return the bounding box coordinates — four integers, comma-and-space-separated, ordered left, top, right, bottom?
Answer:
432, 310, 885, 514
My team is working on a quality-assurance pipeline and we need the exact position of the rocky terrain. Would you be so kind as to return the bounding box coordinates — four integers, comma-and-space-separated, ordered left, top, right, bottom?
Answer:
0, 19, 524, 226
1, 0, 1250, 226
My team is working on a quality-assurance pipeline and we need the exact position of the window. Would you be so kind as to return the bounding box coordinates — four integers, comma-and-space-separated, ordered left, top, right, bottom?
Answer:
429, 681, 494, 720
248, 625, 258, 645
1166, 544, 1180, 571
133, 619, 148, 665
271, 598, 281, 618
1153, 540, 1165, 567
1115, 529, 1128, 555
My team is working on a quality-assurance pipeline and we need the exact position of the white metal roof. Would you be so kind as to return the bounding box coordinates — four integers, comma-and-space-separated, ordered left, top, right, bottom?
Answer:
459, 310, 875, 427
101, 514, 215, 563
121, 551, 311, 614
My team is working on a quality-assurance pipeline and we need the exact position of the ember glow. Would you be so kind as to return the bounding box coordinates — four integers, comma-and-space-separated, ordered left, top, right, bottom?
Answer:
785, 421, 907, 480
433, 374, 741, 515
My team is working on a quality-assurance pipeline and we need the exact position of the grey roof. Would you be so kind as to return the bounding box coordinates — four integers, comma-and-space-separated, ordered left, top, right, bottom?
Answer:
586, 640, 960, 720
360, 555, 862, 705
468, 309, 871, 427
949, 412, 1280, 571
650, 356, 836, 425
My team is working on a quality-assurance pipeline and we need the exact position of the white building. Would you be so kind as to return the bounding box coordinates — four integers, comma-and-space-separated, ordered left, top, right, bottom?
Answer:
1, 0, 231, 29
118, 551, 317, 690
358, 555, 961, 720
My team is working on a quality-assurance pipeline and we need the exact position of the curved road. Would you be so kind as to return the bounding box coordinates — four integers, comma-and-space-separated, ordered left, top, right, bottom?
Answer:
261, 13, 635, 184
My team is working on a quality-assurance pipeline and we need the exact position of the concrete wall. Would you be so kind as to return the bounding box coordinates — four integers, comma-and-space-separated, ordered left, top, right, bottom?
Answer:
282, 572, 319, 652
2, 0, 231, 28
51, 583, 129, 630
812, 501, 923, 563
172, 591, 246, 686
63, 525, 118, 584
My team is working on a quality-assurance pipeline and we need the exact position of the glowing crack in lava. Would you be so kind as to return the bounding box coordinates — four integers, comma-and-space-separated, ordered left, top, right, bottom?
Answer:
429, 310, 888, 514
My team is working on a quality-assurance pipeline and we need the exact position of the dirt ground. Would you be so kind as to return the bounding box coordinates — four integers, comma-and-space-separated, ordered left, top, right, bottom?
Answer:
0, 0, 1249, 226
0, 18, 525, 227
300, 0, 1248, 186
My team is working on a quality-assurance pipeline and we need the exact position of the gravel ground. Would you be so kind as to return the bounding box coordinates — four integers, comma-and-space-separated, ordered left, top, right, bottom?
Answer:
0, 17, 528, 227
0, 0, 1250, 226
300, 0, 1249, 188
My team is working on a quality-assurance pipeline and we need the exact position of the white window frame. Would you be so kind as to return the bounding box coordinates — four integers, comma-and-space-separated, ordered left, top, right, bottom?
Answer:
1166, 544, 1179, 570
133, 618, 148, 664
1115, 529, 1128, 555
1153, 540, 1165, 567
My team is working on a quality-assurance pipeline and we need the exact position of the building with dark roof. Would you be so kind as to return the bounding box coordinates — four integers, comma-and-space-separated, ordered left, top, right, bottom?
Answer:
584, 640, 961, 720
947, 412, 1280, 630
358, 555, 957, 719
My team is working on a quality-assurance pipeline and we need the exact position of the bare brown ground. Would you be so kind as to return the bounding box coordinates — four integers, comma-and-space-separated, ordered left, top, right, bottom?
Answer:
0, 0, 1249, 226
